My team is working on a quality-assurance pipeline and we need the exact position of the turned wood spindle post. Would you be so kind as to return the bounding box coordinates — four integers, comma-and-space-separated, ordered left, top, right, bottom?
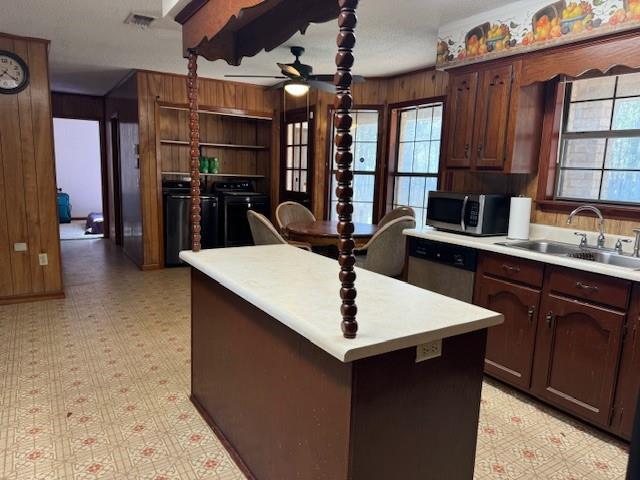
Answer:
334, 0, 359, 339
187, 50, 202, 252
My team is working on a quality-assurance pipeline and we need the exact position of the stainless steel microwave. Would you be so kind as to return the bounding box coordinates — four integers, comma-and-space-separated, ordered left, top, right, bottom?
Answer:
426, 191, 510, 236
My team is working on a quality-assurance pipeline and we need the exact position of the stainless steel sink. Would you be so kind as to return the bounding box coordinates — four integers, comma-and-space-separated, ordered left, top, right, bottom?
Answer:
496, 240, 583, 255
567, 250, 640, 269
496, 239, 640, 270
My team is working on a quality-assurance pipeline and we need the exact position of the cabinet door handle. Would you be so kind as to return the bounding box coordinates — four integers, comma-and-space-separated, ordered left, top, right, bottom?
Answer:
464, 143, 470, 158
545, 312, 555, 327
501, 264, 521, 274
528, 306, 536, 322
576, 281, 599, 292
477, 143, 483, 154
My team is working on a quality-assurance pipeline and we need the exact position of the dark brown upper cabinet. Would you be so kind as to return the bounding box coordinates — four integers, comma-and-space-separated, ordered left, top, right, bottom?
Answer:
446, 72, 478, 168
473, 64, 514, 169
444, 59, 544, 173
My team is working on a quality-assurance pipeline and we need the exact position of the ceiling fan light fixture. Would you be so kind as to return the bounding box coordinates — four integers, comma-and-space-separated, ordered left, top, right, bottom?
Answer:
284, 80, 309, 97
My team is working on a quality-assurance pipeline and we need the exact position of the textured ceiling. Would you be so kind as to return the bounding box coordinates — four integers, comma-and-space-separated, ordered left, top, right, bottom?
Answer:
0, 0, 516, 95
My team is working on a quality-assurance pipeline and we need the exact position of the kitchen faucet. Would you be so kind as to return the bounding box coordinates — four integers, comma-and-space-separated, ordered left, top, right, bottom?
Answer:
567, 205, 606, 249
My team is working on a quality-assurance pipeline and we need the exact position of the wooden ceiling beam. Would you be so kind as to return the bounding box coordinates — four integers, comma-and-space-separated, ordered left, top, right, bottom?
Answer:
176, 0, 339, 65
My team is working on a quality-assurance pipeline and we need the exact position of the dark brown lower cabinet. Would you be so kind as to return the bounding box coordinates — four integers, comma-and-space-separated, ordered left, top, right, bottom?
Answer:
531, 293, 626, 427
613, 285, 640, 438
474, 274, 540, 390
474, 252, 638, 439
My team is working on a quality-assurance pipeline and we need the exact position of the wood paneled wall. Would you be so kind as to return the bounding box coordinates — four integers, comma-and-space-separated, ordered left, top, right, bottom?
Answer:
136, 70, 279, 269
297, 68, 449, 219
445, 146, 637, 235
118, 59, 634, 271
0, 33, 63, 304
306, 65, 633, 235
52, 92, 105, 120
105, 74, 143, 265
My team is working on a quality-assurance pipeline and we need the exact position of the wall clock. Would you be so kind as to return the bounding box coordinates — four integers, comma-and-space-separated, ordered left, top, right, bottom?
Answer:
0, 50, 30, 94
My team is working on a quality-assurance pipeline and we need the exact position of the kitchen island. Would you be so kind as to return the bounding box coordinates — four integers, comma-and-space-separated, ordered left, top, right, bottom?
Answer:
180, 245, 503, 480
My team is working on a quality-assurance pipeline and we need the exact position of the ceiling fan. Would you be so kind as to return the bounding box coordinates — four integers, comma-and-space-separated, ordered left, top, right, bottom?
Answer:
224, 46, 365, 96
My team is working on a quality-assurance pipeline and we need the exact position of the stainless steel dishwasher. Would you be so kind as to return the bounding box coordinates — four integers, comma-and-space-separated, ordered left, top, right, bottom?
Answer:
406, 237, 477, 303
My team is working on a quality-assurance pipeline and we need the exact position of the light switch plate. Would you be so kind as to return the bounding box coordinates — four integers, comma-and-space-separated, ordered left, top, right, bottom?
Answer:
416, 339, 442, 363
14, 243, 27, 252
38, 253, 48, 266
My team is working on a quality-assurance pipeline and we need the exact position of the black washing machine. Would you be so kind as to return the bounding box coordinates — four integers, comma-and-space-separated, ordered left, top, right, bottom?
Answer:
213, 181, 269, 247
163, 179, 219, 266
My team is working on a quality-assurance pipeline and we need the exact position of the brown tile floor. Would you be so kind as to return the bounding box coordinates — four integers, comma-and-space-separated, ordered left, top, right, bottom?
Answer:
0, 239, 630, 479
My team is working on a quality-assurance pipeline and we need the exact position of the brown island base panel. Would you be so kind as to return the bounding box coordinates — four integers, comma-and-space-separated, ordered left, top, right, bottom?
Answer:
190, 269, 489, 480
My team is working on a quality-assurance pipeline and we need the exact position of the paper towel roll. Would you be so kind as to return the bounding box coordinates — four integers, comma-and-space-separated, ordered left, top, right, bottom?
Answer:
507, 197, 532, 240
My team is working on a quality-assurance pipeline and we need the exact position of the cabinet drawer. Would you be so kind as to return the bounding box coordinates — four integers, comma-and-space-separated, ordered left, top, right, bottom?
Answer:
547, 267, 631, 310
478, 252, 544, 288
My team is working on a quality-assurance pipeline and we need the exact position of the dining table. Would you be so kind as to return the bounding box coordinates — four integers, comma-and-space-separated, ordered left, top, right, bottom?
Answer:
285, 220, 377, 248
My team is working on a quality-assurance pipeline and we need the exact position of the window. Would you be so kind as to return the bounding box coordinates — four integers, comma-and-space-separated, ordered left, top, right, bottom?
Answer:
556, 72, 640, 205
284, 119, 309, 193
392, 102, 443, 226
329, 109, 380, 224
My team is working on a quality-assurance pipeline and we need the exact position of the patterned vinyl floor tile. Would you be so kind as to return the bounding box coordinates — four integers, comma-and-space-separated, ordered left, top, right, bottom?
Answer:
0, 239, 630, 479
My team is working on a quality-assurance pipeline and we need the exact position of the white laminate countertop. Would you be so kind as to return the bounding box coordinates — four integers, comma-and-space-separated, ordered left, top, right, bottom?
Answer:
180, 245, 503, 363
403, 224, 640, 282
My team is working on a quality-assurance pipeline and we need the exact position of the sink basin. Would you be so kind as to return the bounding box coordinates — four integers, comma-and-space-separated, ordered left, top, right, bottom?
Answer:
497, 240, 583, 255
496, 239, 640, 270
567, 250, 640, 269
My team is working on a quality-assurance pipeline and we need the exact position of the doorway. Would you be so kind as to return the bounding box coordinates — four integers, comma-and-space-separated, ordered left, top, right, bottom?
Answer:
280, 108, 314, 209
53, 118, 106, 241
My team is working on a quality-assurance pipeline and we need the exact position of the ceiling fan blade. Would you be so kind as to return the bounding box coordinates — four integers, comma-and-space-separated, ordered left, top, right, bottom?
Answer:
277, 62, 302, 78
308, 80, 336, 94
309, 74, 333, 82
224, 75, 287, 78
309, 74, 366, 84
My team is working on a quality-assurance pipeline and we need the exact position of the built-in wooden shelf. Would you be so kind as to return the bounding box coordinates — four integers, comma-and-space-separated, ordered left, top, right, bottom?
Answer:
160, 139, 268, 151
161, 171, 265, 179
160, 104, 273, 122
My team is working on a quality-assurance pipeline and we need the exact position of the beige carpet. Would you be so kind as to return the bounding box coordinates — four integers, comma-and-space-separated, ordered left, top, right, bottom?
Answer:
59, 220, 103, 241
0, 240, 629, 479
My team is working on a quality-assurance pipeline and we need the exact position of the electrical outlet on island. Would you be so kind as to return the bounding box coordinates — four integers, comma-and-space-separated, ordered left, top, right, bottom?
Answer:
416, 339, 442, 363
38, 253, 48, 266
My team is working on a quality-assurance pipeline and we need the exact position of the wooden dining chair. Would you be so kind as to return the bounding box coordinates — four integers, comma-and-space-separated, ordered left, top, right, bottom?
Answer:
275, 201, 316, 232
353, 216, 416, 277
378, 206, 416, 228
247, 211, 312, 251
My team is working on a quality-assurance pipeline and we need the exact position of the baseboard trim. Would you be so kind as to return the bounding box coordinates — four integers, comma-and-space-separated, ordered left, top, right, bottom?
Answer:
190, 394, 257, 480
0, 290, 65, 305
141, 263, 161, 271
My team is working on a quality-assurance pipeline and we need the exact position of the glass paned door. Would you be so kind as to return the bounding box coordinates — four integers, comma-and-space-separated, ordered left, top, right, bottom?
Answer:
282, 110, 313, 207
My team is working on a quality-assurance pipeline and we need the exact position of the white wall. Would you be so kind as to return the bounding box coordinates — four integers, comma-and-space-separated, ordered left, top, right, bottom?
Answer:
53, 118, 102, 219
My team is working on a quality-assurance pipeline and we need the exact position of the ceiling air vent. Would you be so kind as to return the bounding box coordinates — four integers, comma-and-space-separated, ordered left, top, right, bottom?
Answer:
124, 12, 157, 29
